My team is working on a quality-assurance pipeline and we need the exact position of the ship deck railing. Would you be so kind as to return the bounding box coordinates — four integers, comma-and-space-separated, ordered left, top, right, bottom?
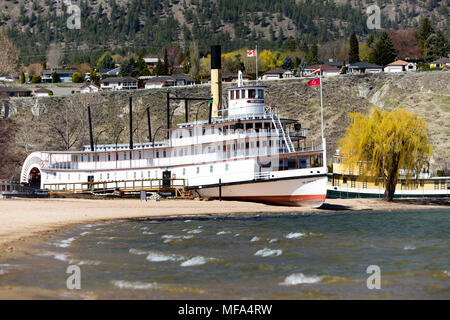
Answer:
43, 178, 187, 195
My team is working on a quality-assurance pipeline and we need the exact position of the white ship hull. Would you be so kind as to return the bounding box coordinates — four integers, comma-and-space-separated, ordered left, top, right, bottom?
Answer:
196, 174, 327, 207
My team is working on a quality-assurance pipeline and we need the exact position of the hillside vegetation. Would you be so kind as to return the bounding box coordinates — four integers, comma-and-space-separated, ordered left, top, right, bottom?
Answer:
1, 0, 449, 65
1, 71, 449, 179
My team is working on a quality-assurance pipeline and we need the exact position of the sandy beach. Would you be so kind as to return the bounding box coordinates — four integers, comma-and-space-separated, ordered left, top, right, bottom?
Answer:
0, 197, 448, 254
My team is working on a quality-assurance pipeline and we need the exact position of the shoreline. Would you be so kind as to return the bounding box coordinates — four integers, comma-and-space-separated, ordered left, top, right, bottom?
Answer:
0, 197, 448, 262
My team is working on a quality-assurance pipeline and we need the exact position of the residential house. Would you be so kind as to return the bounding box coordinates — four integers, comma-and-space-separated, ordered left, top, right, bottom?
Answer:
171, 74, 195, 86
430, 57, 450, 69
99, 68, 120, 77
144, 57, 163, 69
42, 70, 77, 83
0, 86, 32, 97
384, 60, 416, 73
222, 73, 252, 83
100, 77, 138, 91
324, 60, 345, 69
144, 77, 175, 89
347, 62, 383, 74
34, 88, 53, 97
304, 64, 341, 77
262, 68, 290, 80
80, 84, 101, 93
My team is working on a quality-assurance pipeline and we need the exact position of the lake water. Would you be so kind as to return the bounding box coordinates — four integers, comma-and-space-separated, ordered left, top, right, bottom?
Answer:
1, 209, 449, 299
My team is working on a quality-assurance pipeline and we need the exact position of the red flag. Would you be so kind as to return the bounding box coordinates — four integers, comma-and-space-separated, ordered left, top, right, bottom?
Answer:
246, 49, 256, 57
308, 78, 321, 87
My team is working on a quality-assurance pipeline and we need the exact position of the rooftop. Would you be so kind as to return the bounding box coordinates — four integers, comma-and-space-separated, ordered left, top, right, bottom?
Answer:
100, 77, 138, 83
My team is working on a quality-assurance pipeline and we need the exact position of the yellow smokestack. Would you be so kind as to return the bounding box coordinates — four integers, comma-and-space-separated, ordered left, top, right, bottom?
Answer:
211, 45, 222, 118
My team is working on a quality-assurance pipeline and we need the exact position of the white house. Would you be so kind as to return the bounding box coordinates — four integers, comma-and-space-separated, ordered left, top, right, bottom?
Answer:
262, 68, 288, 80
80, 84, 101, 93
100, 77, 138, 91
304, 64, 341, 77
34, 88, 53, 97
144, 76, 174, 89
384, 60, 416, 73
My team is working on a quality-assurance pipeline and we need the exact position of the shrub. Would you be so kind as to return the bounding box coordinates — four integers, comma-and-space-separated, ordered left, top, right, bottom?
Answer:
72, 72, 84, 83
31, 75, 41, 83
51, 71, 58, 83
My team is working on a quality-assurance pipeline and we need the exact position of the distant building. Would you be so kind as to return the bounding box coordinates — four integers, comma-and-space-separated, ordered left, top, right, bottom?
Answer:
430, 58, 450, 69
42, 70, 77, 83
80, 84, 101, 93
324, 60, 345, 69
144, 76, 175, 89
384, 60, 416, 73
100, 77, 138, 91
222, 73, 252, 83
34, 88, 53, 97
144, 74, 195, 88
0, 86, 32, 97
347, 62, 383, 74
262, 68, 290, 80
143, 57, 163, 69
304, 64, 341, 77
99, 68, 120, 77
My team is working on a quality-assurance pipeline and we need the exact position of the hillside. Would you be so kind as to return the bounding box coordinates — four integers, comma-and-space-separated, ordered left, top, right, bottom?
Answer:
1, 0, 448, 65
1, 71, 449, 179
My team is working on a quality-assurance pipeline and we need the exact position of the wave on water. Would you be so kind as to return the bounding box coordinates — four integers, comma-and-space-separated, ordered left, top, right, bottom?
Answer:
129, 248, 148, 256
217, 231, 231, 235
280, 273, 322, 286
146, 252, 185, 262
234, 234, 240, 237
80, 232, 90, 236
112, 280, 157, 290
143, 231, 155, 235
183, 235, 194, 239
269, 238, 278, 243
443, 271, 450, 276
187, 229, 202, 234
55, 237, 77, 248
180, 256, 215, 267
285, 232, 305, 239
250, 236, 261, 242
403, 245, 416, 250
254, 248, 282, 257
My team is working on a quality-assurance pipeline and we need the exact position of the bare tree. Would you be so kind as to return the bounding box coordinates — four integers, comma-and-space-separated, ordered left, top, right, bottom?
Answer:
0, 32, 19, 76
46, 97, 86, 150
47, 43, 63, 71
27, 63, 43, 77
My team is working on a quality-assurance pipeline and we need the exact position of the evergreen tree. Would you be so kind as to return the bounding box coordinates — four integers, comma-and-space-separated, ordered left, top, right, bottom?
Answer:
19, 71, 25, 84
349, 32, 360, 64
97, 53, 115, 69
306, 44, 319, 65
416, 18, 435, 48
366, 33, 375, 48
372, 31, 396, 66
282, 55, 294, 70
162, 49, 169, 75
119, 58, 137, 77
425, 31, 449, 62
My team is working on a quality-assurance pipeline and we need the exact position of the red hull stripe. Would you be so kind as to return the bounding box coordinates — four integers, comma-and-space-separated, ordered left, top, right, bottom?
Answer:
224, 194, 327, 206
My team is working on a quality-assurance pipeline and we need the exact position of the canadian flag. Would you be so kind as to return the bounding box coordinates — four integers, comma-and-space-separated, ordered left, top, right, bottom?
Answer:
308, 78, 321, 87
246, 49, 256, 57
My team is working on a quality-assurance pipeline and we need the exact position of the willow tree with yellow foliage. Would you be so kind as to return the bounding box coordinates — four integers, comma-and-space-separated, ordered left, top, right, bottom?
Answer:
338, 108, 432, 201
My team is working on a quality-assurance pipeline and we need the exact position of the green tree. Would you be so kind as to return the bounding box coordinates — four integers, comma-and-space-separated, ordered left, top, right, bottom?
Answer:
119, 58, 137, 77
97, 53, 115, 69
372, 31, 396, 66
349, 32, 360, 64
51, 71, 58, 83
72, 72, 83, 83
31, 75, 41, 83
306, 44, 319, 65
162, 49, 169, 75
19, 71, 25, 84
425, 31, 449, 62
416, 18, 435, 48
338, 108, 432, 201
282, 55, 294, 70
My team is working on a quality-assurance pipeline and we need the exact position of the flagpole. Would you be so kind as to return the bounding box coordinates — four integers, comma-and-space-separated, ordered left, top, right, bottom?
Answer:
255, 44, 258, 81
320, 72, 324, 140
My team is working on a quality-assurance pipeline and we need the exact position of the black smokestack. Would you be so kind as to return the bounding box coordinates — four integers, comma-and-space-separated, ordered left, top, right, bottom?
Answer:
146, 107, 152, 142
87, 105, 94, 152
129, 96, 133, 150
211, 45, 221, 69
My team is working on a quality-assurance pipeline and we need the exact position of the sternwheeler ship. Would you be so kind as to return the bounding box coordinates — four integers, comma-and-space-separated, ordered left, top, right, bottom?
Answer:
21, 46, 327, 207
